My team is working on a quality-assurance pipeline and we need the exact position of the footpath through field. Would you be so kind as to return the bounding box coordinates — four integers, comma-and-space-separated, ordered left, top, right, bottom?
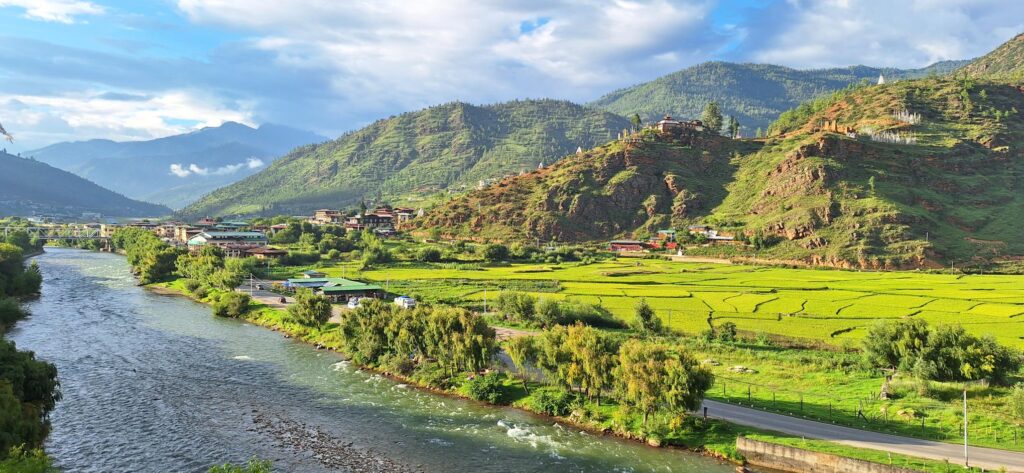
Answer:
702, 399, 1024, 472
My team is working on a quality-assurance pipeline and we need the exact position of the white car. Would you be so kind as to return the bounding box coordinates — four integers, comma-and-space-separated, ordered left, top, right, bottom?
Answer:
394, 296, 416, 309
346, 297, 362, 309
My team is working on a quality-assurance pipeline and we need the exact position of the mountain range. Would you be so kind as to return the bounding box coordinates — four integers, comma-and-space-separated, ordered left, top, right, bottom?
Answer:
0, 151, 169, 217
182, 100, 631, 217
25, 122, 325, 209
590, 60, 970, 134
419, 34, 1024, 268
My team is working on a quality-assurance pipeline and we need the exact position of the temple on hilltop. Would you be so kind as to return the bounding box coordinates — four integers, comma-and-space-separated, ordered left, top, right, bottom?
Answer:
654, 115, 704, 133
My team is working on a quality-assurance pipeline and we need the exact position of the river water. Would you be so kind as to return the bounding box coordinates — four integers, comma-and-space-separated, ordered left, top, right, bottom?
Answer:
9, 249, 737, 472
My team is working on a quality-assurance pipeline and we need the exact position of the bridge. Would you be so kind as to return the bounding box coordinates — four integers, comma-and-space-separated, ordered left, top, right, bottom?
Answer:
1, 226, 108, 241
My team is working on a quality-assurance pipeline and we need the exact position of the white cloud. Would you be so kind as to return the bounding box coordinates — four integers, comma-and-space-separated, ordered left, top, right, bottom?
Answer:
176, 0, 722, 110
745, 0, 1024, 68
0, 89, 254, 149
0, 0, 103, 23
169, 157, 265, 178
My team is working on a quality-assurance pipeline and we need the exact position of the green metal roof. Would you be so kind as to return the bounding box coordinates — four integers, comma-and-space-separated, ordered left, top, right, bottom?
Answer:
322, 283, 383, 294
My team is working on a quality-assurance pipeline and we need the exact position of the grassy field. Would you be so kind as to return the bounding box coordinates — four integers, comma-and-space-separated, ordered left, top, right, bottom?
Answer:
313, 257, 1024, 349
266, 255, 1024, 452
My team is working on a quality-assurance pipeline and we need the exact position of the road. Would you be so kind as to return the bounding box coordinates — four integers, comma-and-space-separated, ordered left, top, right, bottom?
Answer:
702, 399, 1024, 472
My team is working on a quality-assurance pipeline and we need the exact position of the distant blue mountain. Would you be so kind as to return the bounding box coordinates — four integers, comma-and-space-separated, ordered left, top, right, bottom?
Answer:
0, 151, 169, 217
26, 122, 326, 209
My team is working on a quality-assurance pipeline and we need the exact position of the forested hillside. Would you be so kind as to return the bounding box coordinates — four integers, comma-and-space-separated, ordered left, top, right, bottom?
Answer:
422, 36, 1024, 268
591, 60, 968, 134
961, 32, 1024, 79
0, 151, 169, 217
182, 100, 631, 217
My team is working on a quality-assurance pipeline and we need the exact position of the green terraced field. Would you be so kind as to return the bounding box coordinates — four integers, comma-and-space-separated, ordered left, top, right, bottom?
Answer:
324, 258, 1024, 348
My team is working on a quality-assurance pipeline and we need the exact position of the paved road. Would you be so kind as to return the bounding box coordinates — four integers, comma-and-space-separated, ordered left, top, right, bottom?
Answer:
702, 399, 1024, 472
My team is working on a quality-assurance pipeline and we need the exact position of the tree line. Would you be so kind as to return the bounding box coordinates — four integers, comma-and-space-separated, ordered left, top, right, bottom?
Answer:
0, 240, 58, 467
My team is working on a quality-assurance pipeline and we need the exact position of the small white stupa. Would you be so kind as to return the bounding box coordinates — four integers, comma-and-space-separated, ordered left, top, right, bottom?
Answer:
877, 74, 886, 85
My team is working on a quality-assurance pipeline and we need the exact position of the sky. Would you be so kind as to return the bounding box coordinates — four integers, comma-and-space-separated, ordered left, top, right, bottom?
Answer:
0, 0, 1022, 151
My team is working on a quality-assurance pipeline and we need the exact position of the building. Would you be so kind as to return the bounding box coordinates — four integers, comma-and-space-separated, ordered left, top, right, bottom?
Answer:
284, 277, 383, 302
301, 270, 326, 278
173, 225, 202, 245
99, 224, 120, 238
609, 240, 648, 252
312, 209, 343, 225
655, 116, 705, 133
245, 246, 288, 260
344, 212, 393, 231
187, 231, 268, 255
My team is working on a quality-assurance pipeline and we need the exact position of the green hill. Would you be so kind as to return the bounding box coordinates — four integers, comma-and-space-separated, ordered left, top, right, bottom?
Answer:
422, 40, 1024, 268
961, 33, 1024, 79
419, 127, 745, 242
181, 100, 631, 217
590, 61, 968, 135
0, 151, 169, 217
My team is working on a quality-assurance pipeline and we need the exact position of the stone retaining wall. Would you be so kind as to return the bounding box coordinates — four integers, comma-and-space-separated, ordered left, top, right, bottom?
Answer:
737, 437, 923, 473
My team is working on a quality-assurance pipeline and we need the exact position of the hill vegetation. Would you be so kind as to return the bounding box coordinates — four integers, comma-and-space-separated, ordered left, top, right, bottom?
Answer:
591, 60, 968, 135
961, 32, 1024, 79
182, 100, 631, 217
0, 151, 169, 217
421, 35, 1024, 268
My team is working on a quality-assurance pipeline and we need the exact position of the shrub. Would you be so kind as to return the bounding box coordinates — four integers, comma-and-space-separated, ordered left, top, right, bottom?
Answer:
526, 386, 577, 416
212, 292, 251, 318
182, 279, 202, 294
464, 372, 506, 404
631, 299, 662, 334
416, 247, 442, 263
496, 291, 536, 323
326, 249, 341, 260
481, 244, 509, 262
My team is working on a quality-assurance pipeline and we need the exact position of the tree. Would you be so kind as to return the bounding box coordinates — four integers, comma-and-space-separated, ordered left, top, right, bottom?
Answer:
504, 336, 536, 393
416, 247, 442, 263
863, 318, 930, 371
212, 292, 251, 318
614, 339, 712, 426
482, 244, 509, 262
727, 115, 740, 138
630, 113, 643, 130
287, 288, 332, 326
755, 127, 763, 138
496, 292, 536, 323
700, 102, 723, 135
564, 323, 616, 404
1012, 383, 1024, 427
631, 299, 662, 335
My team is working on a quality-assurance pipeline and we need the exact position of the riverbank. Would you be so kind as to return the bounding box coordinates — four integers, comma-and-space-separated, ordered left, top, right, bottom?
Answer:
146, 277, 990, 473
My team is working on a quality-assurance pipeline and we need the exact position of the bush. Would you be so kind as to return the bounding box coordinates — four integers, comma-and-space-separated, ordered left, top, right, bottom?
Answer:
182, 279, 202, 294
411, 362, 453, 390
416, 247, 442, 263
464, 372, 506, 404
631, 299, 662, 334
526, 386, 577, 416
496, 292, 536, 323
326, 249, 341, 260
481, 244, 509, 262
212, 292, 251, 318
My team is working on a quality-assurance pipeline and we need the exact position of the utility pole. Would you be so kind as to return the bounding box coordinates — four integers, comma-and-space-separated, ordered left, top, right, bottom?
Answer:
963, 386, 969, 468
483, 288, 488, 314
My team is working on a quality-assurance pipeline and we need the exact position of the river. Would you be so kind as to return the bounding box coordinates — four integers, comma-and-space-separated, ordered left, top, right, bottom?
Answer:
9, 249, 738, 472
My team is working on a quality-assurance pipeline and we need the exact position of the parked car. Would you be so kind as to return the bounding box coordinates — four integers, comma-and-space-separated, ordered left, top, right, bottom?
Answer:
394, 296, 417, 309
346, 297, 362, 309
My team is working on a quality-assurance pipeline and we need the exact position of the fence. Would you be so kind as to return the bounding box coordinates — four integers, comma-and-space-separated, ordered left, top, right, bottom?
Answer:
711, 374, 1022, 451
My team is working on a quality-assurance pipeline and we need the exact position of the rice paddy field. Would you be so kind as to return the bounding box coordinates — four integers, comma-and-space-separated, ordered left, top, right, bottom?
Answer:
297, 256, 1024, 451
334, 258, 1024, 349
